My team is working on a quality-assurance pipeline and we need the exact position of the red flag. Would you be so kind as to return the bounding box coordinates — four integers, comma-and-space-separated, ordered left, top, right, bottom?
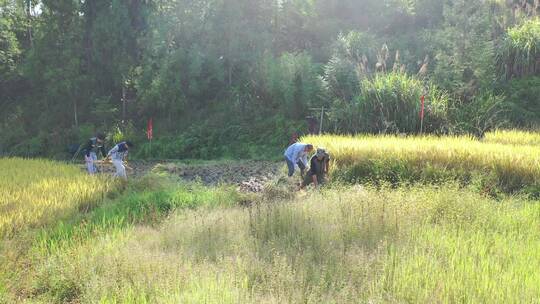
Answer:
420, 95, 425, 120
147, 118, 153, 140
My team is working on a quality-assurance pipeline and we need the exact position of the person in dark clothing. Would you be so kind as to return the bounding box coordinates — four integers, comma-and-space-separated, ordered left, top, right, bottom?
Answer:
84, 134, 106, 174
301, 148, 331, 189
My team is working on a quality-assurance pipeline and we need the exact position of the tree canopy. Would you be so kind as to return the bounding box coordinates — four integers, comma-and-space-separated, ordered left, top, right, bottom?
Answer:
1, 0, 539, 158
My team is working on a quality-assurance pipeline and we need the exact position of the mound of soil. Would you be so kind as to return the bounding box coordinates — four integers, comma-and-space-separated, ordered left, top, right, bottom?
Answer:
84, 160, 284, 192
157, 161, 283, 192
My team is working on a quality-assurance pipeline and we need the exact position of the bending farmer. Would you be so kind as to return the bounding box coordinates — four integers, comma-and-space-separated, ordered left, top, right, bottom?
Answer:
301, 148, 331, 189
106, 141, 133, 180
284, 143, 314, 177
83, 134, 106, 174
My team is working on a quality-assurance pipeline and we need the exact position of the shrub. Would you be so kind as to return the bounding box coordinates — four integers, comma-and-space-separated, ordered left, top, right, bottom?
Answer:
257, 52, 326, 120
450, 92, 508, 136
329, 72, 449, 134
499, 18, 540, 80
324, 31, 378, 103
504, 76, 540, 127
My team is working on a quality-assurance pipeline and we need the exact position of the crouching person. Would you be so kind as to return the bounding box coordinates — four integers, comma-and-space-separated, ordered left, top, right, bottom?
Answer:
106, 141, 133, 180
301, 148, 330, 189
284, 143, 314, 177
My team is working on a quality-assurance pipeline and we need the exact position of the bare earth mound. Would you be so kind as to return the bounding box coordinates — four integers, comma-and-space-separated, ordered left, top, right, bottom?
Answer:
89, 160, 283, 192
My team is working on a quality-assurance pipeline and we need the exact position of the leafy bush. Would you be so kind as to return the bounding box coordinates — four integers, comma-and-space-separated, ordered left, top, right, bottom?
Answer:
256, 52, 326, 119
499, 19, 540, 80
324, 31, 378, 103
329, 72, 449, 134
504, 76, 540, 126
134, 116, 303, 160
0, 106, 27, 155
450, 92, 508, 136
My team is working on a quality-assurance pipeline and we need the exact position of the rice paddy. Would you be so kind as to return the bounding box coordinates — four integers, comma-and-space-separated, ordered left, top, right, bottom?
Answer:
303, 132, 540, 194
483, 129, 540, 146
2, 131, 540, 303
0, 158, 116, 237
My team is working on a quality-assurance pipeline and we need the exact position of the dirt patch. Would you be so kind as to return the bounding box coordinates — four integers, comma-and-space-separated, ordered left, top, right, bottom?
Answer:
84, 160, 285, 193
154, 161, 283, 192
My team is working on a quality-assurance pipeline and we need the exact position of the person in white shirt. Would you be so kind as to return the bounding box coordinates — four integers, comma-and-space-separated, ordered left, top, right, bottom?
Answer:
83, 134, 107, 174
106, 141, 133, 180
284, 143, 314, 177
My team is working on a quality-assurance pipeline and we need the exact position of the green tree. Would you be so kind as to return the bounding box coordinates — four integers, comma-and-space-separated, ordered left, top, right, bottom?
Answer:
499, 18, 540, 80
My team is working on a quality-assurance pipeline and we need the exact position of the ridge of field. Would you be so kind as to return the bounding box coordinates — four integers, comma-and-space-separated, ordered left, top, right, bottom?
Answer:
304, 133, 540, 195
483, 129, 540, 146
0, 158, 117, 237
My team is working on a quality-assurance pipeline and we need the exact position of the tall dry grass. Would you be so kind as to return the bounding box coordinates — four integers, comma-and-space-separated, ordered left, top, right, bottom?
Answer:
25, 185, 540, 303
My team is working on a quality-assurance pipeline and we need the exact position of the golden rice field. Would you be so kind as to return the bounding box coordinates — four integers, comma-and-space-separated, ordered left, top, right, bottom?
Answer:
483, 129, 540, 146
0, 158, 115, 236
303, 132, 540, 193
3, 131, 540, 303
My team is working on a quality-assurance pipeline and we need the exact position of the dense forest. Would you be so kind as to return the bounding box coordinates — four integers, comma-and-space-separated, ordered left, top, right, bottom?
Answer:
1, 0, 539, 159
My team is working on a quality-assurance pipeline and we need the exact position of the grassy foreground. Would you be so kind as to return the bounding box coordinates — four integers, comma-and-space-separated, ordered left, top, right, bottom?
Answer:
3, 181, 540, 303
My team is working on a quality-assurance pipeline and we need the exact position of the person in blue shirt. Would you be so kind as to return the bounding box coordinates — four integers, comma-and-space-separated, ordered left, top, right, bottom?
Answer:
284, 143, 314, 177
83, 134, 106, 174
106, 141, 133, 180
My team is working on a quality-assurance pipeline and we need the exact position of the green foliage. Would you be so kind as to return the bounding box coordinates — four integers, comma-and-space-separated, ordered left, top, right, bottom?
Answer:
425, 0, 498, 96
504, 77, 540, 126
450, 92, 508, 136
0, 107, 27, 155
109, 123, 138, 144
330, 72, 449, 134
499, 18, 540, 79
508, 18, 540, 51
0, 3, 21, 77
2, 0, 540, 157
135, 117, 303, 160
256, 52, 326, 119
324, 32, 378, 102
